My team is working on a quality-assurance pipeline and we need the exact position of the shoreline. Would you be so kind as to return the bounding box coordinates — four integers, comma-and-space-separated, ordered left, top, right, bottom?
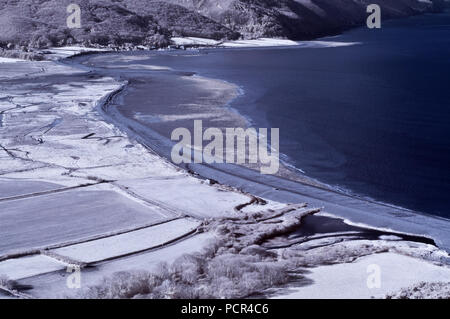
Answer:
134, 48, 443, 217
71, 50, 450, 253
74, 38, 444, 220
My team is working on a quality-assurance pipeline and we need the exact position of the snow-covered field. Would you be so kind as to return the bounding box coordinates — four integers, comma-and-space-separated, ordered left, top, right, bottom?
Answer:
0, 184, 171, 256
0, 255, 67, 281
52, 218, 201, 264
0, 57, 25, 63
14, 233, 215, 298
0, 52, 449, 299
274, 252, 450, 299
117, 177, 256, 219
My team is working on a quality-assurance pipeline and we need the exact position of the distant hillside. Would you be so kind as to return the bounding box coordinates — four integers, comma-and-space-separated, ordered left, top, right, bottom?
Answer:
0, 0, 237, 48
160, 0, 441, 38
0, 0, 443, 58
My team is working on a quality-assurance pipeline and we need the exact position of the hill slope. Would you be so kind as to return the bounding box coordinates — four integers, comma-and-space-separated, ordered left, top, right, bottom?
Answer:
0, 0, 443, 54
153, 0, 440, 38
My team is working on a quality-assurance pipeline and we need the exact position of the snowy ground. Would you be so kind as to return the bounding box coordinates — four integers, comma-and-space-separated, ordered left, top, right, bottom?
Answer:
0, 53, 449, 299
170, 37, 360, 49
51, 218, 201, 264
43, 46, 110, 61
0, 57, 26, 63
274, 252, 450, 299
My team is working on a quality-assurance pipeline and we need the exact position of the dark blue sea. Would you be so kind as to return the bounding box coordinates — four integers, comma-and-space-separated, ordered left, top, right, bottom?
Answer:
136, 10, 450, 218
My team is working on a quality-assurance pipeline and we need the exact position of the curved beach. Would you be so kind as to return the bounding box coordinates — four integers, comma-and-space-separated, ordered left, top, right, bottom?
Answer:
70, 50, 450, 253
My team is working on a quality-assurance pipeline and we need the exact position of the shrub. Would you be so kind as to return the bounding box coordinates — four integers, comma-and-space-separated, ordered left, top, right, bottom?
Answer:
0, 275, 14, 290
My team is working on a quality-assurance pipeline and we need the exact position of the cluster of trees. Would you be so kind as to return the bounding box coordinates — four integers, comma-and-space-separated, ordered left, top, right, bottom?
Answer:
80, 241, 291, 299
385, 282, 450, 299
